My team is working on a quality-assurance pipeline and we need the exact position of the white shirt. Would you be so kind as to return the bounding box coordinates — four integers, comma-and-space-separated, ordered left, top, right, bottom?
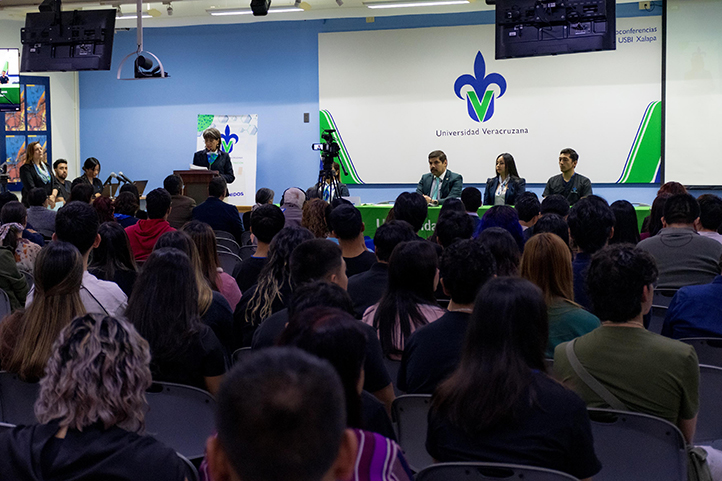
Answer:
26, 271, 128, 318
698, 230, 722, 245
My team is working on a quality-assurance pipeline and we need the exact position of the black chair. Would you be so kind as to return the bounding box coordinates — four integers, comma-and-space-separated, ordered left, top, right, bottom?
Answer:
217, 236, 240, 256
238, 245, 257, 261
0, 289, 12, 324
19, 270, 34, 292
647, 304, 667, 334
232, 347, 252, 365
680, 338, 722, 368
0, 371, 40, 425
218, 251, 242, 278
587, 408, 687, 481
0, 421, 15, 434
416, 462, 578, 481
392, 394, 433, 472
652, 289, 678, 308
177, 453, 200, 481
383, 357, 402, 396
696, 364, 722, 445
544, 358, 555, 378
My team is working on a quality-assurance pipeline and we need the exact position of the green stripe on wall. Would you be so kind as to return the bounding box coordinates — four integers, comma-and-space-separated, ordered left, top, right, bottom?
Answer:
619, 101, 661, 184
319, 110, 363, 185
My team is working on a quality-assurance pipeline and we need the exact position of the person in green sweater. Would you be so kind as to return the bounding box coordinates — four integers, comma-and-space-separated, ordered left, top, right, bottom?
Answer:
0, 223, 29, 312
520, 232, 600, 358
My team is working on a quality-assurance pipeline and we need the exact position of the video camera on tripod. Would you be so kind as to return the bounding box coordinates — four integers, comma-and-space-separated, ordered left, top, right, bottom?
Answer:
310, 129, 347, 200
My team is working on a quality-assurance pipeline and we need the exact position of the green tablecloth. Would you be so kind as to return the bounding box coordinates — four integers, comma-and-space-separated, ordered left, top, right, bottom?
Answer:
358, 205, 651, 239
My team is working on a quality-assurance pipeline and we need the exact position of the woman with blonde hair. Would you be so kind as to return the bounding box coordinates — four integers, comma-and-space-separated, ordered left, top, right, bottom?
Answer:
0, 241, 85, 380
302, 198, 330, 238
19, 140, 56, 207
520, 232, 600, 357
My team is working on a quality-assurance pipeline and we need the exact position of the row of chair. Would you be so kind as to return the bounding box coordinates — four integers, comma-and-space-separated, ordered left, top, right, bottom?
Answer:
215, 230, 256, 279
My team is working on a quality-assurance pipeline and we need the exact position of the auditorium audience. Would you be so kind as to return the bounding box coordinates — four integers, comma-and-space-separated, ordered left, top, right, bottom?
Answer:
192, 176, 245, 245
69, 183, 94, 204
434, 210, 474, 249
461, 186, 482, 229
71, 157, 103, 198
348, 220, 416, 318
515, 191, 541, 232
475, 205, 525, 252
392, 192, 428, 237
205, 348, 359, 481
609, 199, 641, 245
540, 194, 570, 217
126, 247, 226, 394
696, 194, 722, 244
26, 187, 56, 238
0, 192, 44, 247
567, 195, 615, 311
164, 173, 196, 229
521, 233, 600, 358
328, 204, 376, 277
398, 239, 495, 394
233, 225, 314, 347
125, 188, 175, 262
113, 191, 141, 228
88, 222, 138, 298
1, 201, 41, 273
641, 193, 670, 240
242, 187, 275, 230
0, 314, 187, 480
427, 277, 601, 479
302, 198, 330, 238
280, 187, 306, 227
119, 183, 148, 219
532, 213, 570, 246
183, 220, 242, 310
235, 203, 285, 293
35, 201, 127, 318
638, 193, 722, 289
92, 196, 115, 223
476, 227, 521, 276
363, 241, 444, 359
0, 242, 83, 380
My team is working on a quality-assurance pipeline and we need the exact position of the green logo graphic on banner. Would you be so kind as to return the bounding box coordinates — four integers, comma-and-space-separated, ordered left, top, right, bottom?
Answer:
616, 101, 662, 184
454, 51, 507, 123
319, 110, 363, 185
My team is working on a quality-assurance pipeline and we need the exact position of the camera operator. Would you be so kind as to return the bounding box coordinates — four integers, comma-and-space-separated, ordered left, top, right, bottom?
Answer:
308, 161, 349, 201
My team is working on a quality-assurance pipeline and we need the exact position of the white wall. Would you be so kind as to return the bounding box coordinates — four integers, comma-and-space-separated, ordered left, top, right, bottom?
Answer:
0, 19, 80, 178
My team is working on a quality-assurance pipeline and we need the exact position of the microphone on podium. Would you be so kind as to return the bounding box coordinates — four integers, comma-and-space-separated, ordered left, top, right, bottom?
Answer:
117, 172, 133, 184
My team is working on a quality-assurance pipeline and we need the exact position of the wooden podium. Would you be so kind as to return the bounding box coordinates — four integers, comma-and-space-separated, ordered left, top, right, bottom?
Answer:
173, 170, 219, 204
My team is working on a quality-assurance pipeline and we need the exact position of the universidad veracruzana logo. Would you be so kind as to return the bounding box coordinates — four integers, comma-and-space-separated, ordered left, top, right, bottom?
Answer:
454, 51, 507, 123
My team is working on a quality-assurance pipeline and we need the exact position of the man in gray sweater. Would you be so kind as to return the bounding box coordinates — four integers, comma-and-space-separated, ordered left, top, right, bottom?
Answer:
638, 193, 722, 289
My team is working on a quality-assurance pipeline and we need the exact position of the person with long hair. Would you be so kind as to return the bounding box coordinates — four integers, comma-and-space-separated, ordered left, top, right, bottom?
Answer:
476, 227, 521, 276
0, 241, 84, 380
302, 198, 330, 238
182, 220, 242, 310
520, 233, 600, 357
71, 157, 103, 198
126, 247, 226, 394
640, 194, 670, 240
483, 152, 526, 206
88, 222, 138, 298
428, 277, 601, 480
475, 205, 525, 253
610, 199, 641, 245
113, 191, 141, 228
363, 241, 444, 359
233, 225, 314, 348
19, 140, 56, 207
1, 200, 42, 273
92, 196, 115, 223
0, 314, 187, 480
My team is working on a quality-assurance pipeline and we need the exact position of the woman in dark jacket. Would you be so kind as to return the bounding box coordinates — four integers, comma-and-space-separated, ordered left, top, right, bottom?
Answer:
19, 141, 55, 207
483, 153, 526, 206
71, 157, 104, 198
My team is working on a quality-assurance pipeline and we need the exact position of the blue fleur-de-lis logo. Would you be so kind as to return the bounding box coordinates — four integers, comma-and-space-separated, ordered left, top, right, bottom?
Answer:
454, 51, 507, 123
221, 125, 239, 154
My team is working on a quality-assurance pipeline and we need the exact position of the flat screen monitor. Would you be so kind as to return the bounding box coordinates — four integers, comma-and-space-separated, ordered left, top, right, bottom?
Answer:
495, 0, 615, 60
0, 48, 21, 112
21, 9, 116, 72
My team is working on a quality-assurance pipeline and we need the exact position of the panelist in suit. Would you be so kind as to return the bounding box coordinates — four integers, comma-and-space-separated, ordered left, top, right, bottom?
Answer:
415, 150, 463, 206
192, 127, 235, 184
483, 153, 526, 206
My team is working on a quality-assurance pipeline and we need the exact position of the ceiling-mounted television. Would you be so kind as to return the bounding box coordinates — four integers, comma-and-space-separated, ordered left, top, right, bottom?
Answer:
495, 0, 616, 60
0, 48, 21, 113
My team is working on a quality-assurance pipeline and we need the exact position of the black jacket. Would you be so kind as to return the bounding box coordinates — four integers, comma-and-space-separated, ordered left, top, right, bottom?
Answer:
192, 150, 235, 184
19, 163, 54, 206
483, 176, 526, 206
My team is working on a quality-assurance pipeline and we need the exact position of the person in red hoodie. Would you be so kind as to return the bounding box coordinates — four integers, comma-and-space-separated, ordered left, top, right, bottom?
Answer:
125, 188, 175, 262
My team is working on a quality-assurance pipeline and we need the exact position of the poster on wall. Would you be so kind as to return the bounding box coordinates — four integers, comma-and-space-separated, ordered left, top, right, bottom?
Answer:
26, 85, 47, 131
5, 135, 25, 182
319, 16, 662, 185
196, 114, 257, 206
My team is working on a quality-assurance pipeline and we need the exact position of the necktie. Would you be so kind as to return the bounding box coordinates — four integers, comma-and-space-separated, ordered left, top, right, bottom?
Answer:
431, 176, 441, 201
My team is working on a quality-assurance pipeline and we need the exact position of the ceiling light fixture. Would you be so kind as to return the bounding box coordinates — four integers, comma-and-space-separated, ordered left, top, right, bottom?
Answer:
117, 12, 152, 18
206, 6, 303, 15
363, 0, 469, 8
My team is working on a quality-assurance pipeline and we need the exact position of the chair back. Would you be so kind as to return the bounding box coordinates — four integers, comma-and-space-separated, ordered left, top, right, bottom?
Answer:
218, 251, 242, 277
392, 394, 433, 472
215, 230, 234, 242
144, 381, 216, 460
217, 244, 233, 254
416, 462, 578, 481
19, 270, 34, 291
238, 245, 257, 261
587, 408, 687, 481
0, 421, 16, 434
232, 347, 252, 365
0, 372, 40, 425
0, 289, 11, 324
177, 453, 200, 481
217, 236, 240, 255
383, 357, 402, 396
680, 338, 722, 368
696, 364, 722, 445
652, 289, 678, 308
647, 305, 667, 334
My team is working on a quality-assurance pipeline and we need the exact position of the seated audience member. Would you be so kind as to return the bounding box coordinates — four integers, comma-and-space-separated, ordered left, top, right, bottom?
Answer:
348, 220, 416, 318
206, 348, 360, 481
638, 193, 722, 289
113, 191, 140, 228
126, 247, 226, 394
183, 221, 242, 310
641, 194, 671, 240
242, 187, 275, 231
154, 231, 234, 356
461, 187, 482, 229
0, 227, 28, 311
164, 174, 196, 229
567, 195, 615, 311
427, 277, 601, 479
280, 187, 306, 228
0, 314, 187, 481
119, 183, 148, 219
92, 196, 115, 223
1, 201, 42, 273
26, 187, 56, 238
52, 159, 72, 203
302, 198, 330, 238
554, 245, 699, 443
475, 205, 525, 252
516, 191, 541, 233
236, 204, 285, 293
392, 192, 428, 238
192, 176, 244, 244
521, 233, 600, 358
531, 213, 570, 247
69, 183, 95, 204
476, 227, 521, 276
435, 210, 474, 249
233, 226, 314, 348
0, 243, 80, 379
399, 240, 496, 394
427, 199, 465, 245
659, 181, 688, 197
540, 194, 570, 218
363, 241, 445, 359
609, 199, 641, 245
88, 222, 138, 298
663, 276, 722, 339
279, 307, 402, 443
125, 188, 176, 262
38, 201, 127, 317
0, 192, 43, 247
328, 204, 376, 277
696, 194, 722, 244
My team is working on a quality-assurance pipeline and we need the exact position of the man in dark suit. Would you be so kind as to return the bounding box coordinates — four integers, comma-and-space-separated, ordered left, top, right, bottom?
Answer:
192, 127, 235, 184
163, 174, 196, 230
415, 150, 463, 206
192, 176, 244, 244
